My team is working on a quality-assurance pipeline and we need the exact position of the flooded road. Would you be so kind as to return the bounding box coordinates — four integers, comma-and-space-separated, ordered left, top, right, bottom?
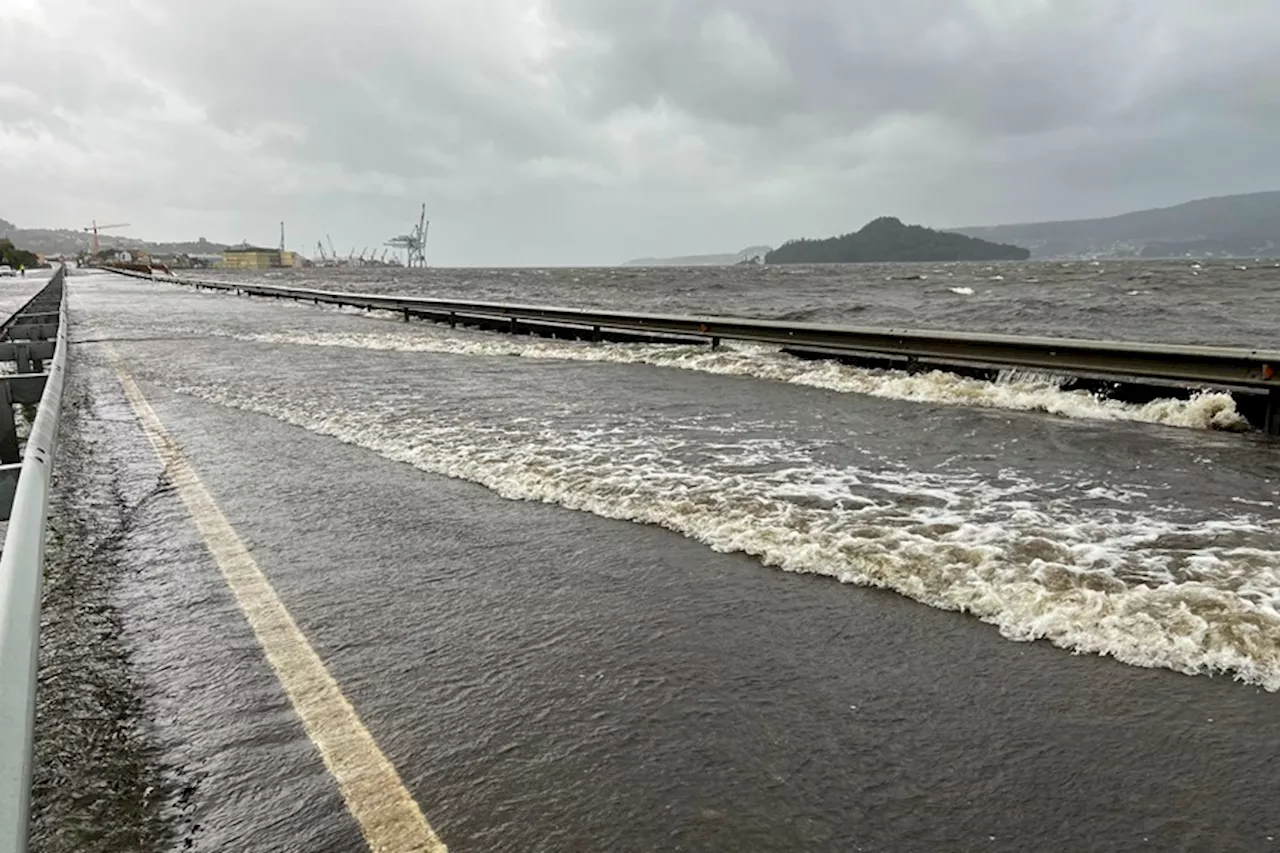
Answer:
32, 269, 1280, 852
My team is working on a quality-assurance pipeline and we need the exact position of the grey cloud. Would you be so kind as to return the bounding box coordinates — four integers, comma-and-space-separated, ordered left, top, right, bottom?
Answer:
3, 0, 1280, 264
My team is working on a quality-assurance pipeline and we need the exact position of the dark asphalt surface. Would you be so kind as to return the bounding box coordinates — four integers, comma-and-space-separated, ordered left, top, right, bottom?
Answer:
31, 270, 1280, 851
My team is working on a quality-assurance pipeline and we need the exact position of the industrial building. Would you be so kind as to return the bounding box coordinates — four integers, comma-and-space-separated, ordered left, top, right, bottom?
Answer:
220, 246, 302, 269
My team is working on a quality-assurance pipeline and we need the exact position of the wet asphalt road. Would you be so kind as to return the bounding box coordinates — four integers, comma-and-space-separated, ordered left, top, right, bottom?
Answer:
35, 271, 1280, 852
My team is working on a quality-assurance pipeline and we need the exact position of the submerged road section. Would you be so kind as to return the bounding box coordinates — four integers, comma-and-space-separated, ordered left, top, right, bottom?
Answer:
111, 362, 447, 853
29, 270, 1280, 851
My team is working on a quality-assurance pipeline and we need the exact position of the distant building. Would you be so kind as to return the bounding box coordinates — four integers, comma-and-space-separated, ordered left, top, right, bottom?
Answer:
221, 245, 280, 269
219, 246, 305, 269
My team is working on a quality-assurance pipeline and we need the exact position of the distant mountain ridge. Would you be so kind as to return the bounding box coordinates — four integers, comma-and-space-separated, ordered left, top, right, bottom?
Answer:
953, 191, 1280, 259
0, 216, 228, 257
767, 217, 1029, 264
624, 245, 772, 266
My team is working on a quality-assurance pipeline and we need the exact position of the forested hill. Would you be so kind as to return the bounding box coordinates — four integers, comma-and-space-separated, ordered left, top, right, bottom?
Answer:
766, 217, 1031, 264
953, 191, 1280, 258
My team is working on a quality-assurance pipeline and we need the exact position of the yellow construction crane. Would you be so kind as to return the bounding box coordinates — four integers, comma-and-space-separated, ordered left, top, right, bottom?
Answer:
83, 220, 130, 254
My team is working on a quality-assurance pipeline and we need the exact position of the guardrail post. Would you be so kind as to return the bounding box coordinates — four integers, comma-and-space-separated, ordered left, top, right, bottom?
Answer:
711, 336, 721, 349
510, 317, 518, 335
592, 325, 601, 343
1267, 390, 1280, 436
13, 345, 30, 375
0, 385, 18, 464
449, 311, 456, 329
403, 308, 410, 323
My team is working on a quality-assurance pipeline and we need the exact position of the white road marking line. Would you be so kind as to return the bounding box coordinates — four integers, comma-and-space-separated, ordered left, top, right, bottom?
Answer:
111, 357, 447, 853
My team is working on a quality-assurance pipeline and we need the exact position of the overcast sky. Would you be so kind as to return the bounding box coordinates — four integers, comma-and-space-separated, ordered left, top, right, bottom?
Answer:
2, 0, 1279, 265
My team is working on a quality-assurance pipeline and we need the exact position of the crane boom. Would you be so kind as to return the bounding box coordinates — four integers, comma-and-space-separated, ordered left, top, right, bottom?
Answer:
82, 220, 131, 254
382, 203, 430, 267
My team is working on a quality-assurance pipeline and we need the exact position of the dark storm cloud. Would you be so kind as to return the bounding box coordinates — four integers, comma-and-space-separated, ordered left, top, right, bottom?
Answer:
3, 0, 1280, 264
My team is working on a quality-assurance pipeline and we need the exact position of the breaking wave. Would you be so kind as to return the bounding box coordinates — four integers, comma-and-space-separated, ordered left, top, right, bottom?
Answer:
193, 326, 1251, 432
157, 378, 1280, 690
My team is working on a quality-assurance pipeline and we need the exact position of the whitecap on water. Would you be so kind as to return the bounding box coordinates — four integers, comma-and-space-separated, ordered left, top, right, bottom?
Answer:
196, 326, 1254, 434
154, 380, 1280, 692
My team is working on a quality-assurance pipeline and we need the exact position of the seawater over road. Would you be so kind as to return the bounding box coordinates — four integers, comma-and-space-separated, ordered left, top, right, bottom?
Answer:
0, 269, 52, 318
43, 266, 1280, 851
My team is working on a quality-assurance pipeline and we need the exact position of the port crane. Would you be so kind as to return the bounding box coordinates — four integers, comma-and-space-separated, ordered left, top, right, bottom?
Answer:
385, 203, 429, 268
83, 220, 130, 254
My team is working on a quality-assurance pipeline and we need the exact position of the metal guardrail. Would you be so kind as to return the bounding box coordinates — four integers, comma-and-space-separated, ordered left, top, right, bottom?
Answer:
103, 266, 1280, 431
0, 267, 69, 853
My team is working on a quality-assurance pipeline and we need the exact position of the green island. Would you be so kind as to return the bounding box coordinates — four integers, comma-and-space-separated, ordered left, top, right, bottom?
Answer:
766, 217, 1031, 264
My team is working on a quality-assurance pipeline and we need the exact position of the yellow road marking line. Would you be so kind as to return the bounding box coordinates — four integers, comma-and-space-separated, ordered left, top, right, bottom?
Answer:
111, 356, 447, 853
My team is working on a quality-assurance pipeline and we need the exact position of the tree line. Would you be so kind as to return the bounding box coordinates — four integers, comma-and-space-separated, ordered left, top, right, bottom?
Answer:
0, 238, 45, 269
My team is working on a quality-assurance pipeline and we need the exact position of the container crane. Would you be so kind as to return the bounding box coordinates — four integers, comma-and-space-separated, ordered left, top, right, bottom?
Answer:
384, 203, 429, 267
83, 221, 130, 254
